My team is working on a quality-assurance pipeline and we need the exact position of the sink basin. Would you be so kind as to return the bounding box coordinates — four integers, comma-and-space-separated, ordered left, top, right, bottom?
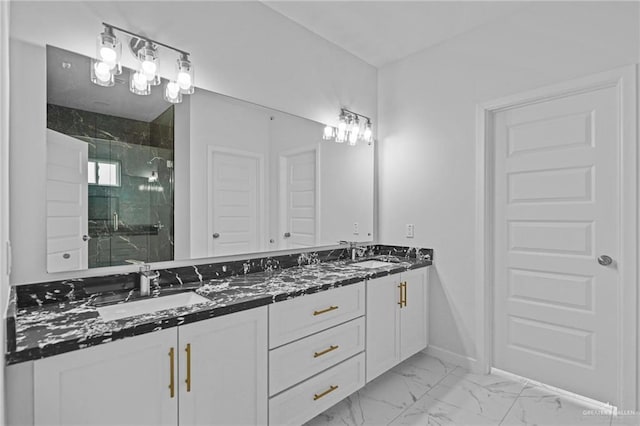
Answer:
353, 260, 395, 269
97, 292, 209, 322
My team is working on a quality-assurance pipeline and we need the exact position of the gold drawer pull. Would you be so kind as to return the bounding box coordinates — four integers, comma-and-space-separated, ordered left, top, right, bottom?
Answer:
313, 385, 339, 401
313, 305, 338, 316
168, 347, 175, 398
314, 345, 339, 358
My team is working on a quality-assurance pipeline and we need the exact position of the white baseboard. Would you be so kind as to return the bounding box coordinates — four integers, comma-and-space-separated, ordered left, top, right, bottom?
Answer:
424, 345, 478, 371
491, 367, 615, 414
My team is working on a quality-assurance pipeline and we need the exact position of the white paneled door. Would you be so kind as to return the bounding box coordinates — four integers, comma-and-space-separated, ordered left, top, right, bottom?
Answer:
279, 148, 317, 249
208, 148, 262, 256
493, 83, 622, 404
46, 129, 88, 273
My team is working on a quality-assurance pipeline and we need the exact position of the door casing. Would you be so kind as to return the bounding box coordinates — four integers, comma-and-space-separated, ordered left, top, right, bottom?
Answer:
475, 65, 638, 409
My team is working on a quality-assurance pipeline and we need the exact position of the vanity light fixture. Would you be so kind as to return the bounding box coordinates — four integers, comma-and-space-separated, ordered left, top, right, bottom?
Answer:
323, 108, 373, 146
91, 22, 195, 103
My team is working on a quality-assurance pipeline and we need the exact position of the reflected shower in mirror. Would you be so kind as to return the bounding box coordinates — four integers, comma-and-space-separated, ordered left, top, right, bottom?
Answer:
46, 46, 174, 271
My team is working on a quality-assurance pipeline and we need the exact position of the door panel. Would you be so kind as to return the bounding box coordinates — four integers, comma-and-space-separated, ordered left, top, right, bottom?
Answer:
493, 85, 619, 404
209, 150, 261, 256
280, 149, 317, 249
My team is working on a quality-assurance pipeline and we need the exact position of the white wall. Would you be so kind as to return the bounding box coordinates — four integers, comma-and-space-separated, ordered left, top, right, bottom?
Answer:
8, 1, 376, 285
377, 1, 640, 366
0, 0, 9, 420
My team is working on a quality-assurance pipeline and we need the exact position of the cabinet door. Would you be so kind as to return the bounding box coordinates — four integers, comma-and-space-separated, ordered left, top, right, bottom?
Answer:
366, 274, 401, 382
34, 328, 178, 426
178, 306, 268, 426
400, 268, 429, 361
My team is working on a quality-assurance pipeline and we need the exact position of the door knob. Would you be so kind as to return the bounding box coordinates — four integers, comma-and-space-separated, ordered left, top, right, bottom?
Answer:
82, 235, 91, 241
597, 255, 613, 266
212, 233, 220, 239
283, 232, 291, 238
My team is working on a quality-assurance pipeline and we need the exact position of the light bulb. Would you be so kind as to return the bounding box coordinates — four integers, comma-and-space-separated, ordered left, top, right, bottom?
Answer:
99, 46, 117, 64
142, 60, 157, 80
94, 61, 111, 83
164, 81, 183, 104
177, 71, 192, 90
90, 58, 114, 87
322, 125, 334, 140
134, 72, 147, 90
129, 69, 150, 95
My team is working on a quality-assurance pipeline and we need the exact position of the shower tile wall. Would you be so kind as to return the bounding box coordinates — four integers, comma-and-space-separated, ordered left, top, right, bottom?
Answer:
47, 104, 175, 268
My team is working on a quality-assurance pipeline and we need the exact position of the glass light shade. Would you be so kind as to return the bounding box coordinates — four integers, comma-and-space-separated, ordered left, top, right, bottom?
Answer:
129, 69, 150, 95
138, 43, 160, 86
176, 56, 195, 94
362, 120, 373, 143
348, 128, 359, 145
164, 81, 183, 104
90, 59, 114, 87
96, 27, 121, 74
322, 125, 335, 140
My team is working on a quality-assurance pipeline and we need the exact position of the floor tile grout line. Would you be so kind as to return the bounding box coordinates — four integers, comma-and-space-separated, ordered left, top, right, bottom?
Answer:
385, 364, 458, 425
497, 379, 530, 426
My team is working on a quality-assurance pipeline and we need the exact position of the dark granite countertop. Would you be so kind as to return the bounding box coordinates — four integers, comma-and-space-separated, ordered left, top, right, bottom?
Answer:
6, 245, 432, 365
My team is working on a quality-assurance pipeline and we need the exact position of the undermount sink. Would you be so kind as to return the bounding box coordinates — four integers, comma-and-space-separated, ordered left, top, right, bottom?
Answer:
353, 260, 395, 269
97, 292, 209, 322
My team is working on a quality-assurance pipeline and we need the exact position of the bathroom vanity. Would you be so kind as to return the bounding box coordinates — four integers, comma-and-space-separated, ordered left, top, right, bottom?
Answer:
5, 245, 432, 426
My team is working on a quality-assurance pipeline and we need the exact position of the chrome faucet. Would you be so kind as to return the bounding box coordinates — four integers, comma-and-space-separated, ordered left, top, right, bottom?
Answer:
139, 265, 159, 297
339, 241, 358, 261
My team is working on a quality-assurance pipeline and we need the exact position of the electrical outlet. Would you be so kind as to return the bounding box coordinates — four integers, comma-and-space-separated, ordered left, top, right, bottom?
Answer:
406, 224, 415, 238
353, 222, 359, 235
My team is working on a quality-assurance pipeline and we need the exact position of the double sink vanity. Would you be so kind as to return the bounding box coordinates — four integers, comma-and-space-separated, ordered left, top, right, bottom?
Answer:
5, 245, 432, 426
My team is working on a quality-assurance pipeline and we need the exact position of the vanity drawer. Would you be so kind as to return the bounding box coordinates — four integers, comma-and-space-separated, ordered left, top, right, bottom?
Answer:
269, 282, 365, 348
269, 353, 365, 426
270, 316, 365, 396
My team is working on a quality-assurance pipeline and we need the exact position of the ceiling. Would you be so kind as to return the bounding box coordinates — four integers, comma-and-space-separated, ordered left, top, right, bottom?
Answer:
47, 46, 170, 123
262, 1, 531, 68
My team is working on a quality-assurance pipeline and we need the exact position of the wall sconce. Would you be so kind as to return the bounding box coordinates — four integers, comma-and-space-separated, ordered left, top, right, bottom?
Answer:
323, 108, 373, 146
91, 22, 195, 104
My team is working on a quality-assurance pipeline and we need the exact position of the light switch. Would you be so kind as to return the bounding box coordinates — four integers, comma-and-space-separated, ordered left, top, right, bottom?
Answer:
353, 222, 359, 235
406, 224, 415, 238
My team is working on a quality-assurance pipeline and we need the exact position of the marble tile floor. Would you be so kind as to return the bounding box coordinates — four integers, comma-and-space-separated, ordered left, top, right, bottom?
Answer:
306, 352, 636, 426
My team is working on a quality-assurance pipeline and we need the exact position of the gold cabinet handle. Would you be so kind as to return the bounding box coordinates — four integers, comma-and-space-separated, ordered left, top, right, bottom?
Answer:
313, 305, 338, 316
169, 347, 175, 398
403, 282, 407, 307
313, 385, 339, 400
314, 345, 339, 358
185, 343, 192, 392
398, 282, 404, 307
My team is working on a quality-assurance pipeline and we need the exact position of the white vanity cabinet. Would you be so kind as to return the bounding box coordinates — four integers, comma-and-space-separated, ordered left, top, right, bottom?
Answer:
33, 306, 268, 426
178, 306, 268, 425
366, 267, 429, 382
34, 327, 179, 426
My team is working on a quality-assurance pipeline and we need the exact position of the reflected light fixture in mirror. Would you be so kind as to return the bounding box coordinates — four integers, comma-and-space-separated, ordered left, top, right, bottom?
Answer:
91, 22, 195, 104
323, 108, 373, 145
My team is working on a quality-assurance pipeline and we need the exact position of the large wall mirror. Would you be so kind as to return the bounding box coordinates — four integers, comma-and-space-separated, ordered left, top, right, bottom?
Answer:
45, 45, 374, 273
